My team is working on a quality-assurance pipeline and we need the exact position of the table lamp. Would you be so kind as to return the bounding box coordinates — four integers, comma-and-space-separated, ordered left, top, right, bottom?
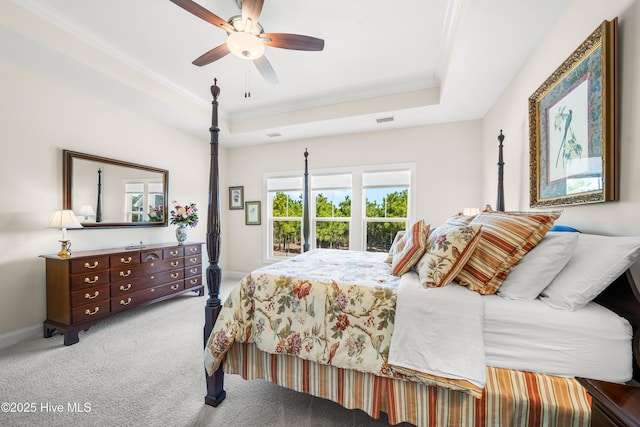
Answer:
77, 205, 96, 221
48, 210, 83, 258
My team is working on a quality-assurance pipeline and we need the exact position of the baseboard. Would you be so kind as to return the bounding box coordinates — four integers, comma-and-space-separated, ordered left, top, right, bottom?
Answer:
0, 323, 41, 350
224, 270, 248, 280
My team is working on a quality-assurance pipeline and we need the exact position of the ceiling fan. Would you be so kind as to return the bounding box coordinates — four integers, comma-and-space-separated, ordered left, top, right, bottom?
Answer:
170, 0, 325, 84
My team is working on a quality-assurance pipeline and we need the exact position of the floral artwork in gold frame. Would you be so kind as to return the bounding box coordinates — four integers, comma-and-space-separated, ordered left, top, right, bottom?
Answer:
529, 18, 618, 207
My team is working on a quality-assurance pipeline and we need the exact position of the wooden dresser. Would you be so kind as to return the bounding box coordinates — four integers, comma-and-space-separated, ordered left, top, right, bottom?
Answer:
41, 242, 204, 345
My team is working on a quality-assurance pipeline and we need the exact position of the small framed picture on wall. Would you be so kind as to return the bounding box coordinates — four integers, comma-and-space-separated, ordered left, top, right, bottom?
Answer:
229, 186, 244, 210
245, 201, 261, 225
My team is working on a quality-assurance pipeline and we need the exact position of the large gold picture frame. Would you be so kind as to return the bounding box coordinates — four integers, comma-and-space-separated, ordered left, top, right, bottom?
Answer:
529, 18, 618, 207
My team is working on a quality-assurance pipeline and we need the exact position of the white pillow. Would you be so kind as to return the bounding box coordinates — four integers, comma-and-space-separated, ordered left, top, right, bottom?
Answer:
539, 234, 640, 311
498, 231, 579, 300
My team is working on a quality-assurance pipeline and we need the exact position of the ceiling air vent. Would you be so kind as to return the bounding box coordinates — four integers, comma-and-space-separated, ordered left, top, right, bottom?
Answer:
267, 132, 282, 138
376, 116, 394, 124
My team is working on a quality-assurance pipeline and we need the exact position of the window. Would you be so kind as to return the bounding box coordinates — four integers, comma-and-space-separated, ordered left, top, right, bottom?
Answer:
312, 174, 351, 250
266, 163, 414, 261
268, 177, 303, 257
124, 181, 164, 222
363, 170, 410, 252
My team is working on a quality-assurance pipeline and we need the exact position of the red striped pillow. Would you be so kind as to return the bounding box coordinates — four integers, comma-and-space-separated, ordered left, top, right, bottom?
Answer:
455, 211, 560, 294
391, 220, 430, 276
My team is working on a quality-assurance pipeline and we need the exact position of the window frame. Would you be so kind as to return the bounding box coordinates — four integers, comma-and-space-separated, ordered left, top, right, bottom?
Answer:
264, 162, 415, 263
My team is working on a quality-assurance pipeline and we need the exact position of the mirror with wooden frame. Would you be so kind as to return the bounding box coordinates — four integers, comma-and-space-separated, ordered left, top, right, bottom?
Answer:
63, 150, 168, 228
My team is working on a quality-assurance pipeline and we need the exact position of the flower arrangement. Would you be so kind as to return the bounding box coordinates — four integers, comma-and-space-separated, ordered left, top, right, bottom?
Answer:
147, 205, 164, 222
169, 201, 198, 228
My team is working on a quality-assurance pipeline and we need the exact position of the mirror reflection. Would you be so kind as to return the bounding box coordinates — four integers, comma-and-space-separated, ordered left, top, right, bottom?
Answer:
63, 150, 168, 228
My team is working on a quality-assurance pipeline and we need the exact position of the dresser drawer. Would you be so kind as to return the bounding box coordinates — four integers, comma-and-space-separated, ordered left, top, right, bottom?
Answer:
111, 281, 185, 313
110, 252, 140, 267
70, 271, 110, 291
185, 275, 202, 289
70, 256, 110, 275
185, 254, 202, 267
70, 284, 110, 308
71, 299, 110, 323
140, 249, 163, 262
184, 264, 201, 278
163, 247, 184, 259
184, 244, 201, 256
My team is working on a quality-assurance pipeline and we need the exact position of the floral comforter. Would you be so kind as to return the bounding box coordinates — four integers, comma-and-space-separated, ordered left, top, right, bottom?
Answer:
204, 249, 482, 396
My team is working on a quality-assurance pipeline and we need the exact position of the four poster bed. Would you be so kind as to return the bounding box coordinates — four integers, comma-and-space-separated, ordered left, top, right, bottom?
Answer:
201, 81, 640, 425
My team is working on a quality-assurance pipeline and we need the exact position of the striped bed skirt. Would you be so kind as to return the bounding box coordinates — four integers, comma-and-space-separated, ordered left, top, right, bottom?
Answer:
223, 342, 592, 426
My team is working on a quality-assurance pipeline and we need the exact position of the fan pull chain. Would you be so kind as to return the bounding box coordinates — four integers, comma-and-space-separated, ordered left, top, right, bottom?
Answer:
244, 63, 251, 98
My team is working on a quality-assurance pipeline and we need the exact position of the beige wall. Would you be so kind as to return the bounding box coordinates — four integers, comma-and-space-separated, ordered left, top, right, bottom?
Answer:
0, 60, 215, 337
224, 121, 483, 273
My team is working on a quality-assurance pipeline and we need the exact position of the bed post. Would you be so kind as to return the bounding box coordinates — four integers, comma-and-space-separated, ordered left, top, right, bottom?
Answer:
204, 78, 226, 406
303, 149, 310, 252
496, 130, 505, 212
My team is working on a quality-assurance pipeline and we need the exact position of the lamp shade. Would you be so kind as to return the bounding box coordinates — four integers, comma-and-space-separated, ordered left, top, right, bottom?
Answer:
48, 210, 83, 230
463, 207, 480, 216
226, 32, 265, 60
77, 205, 96, 220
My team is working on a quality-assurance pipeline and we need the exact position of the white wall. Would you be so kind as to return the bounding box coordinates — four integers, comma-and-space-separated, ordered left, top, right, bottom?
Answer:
0, 59, 215, 337
482, 0, 640, 275
483, 0, 640, 232
224, 121, 484, 273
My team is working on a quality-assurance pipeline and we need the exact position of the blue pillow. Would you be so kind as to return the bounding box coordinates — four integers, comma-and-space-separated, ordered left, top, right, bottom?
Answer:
549, 225, 580, 233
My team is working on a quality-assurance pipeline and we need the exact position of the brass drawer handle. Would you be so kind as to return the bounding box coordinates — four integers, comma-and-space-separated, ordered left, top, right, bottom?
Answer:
171, 261, 179, 267
190, 268, 197, 274
120, 256, 132, 264
120, 298, 132, 306
190, 257, 198, 263
190, 279, 198, 285
171, 272, 179, 279
84, 261, 99, 269
84, 276, 99, 284
119, 284, 132, 291
150, 275, 155, 280
85, 291, 99, 300
119, 270, 131, 277
171, 284, 180, 291
170, 250, 178, 256
85, 307, 100, 316
189, 247, 198, 253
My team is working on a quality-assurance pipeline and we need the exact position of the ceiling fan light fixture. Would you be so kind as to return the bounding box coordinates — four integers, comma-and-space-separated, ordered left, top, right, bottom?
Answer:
227, 31, 265, 60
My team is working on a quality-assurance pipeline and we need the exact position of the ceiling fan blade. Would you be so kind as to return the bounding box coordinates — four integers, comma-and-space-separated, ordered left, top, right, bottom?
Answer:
192, 44, 230, 66
242, 0, 264, 29
170, 0, 233, 32
261, 33, 324, 51
253, 55, 278, 84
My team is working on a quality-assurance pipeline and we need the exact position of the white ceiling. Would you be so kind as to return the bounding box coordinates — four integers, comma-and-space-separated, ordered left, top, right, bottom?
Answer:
2, 0, 570, 147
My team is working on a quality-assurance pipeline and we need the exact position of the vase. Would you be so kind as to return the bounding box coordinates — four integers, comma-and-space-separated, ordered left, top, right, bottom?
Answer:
175, 224, 188, 245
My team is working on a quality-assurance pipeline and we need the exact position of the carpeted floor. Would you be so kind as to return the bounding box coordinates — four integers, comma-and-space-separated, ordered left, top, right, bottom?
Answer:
0, 279, 405, 427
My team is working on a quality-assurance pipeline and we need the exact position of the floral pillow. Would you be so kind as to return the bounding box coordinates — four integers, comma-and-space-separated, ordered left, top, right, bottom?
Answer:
416, 224, 482, 288
455, 210, 560, 295
391, 220, 430, 276
385, 231, 406, 264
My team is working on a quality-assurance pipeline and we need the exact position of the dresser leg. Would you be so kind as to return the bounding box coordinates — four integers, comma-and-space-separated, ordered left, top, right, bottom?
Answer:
43, 323, 57, 338
63, 328, 80, 346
